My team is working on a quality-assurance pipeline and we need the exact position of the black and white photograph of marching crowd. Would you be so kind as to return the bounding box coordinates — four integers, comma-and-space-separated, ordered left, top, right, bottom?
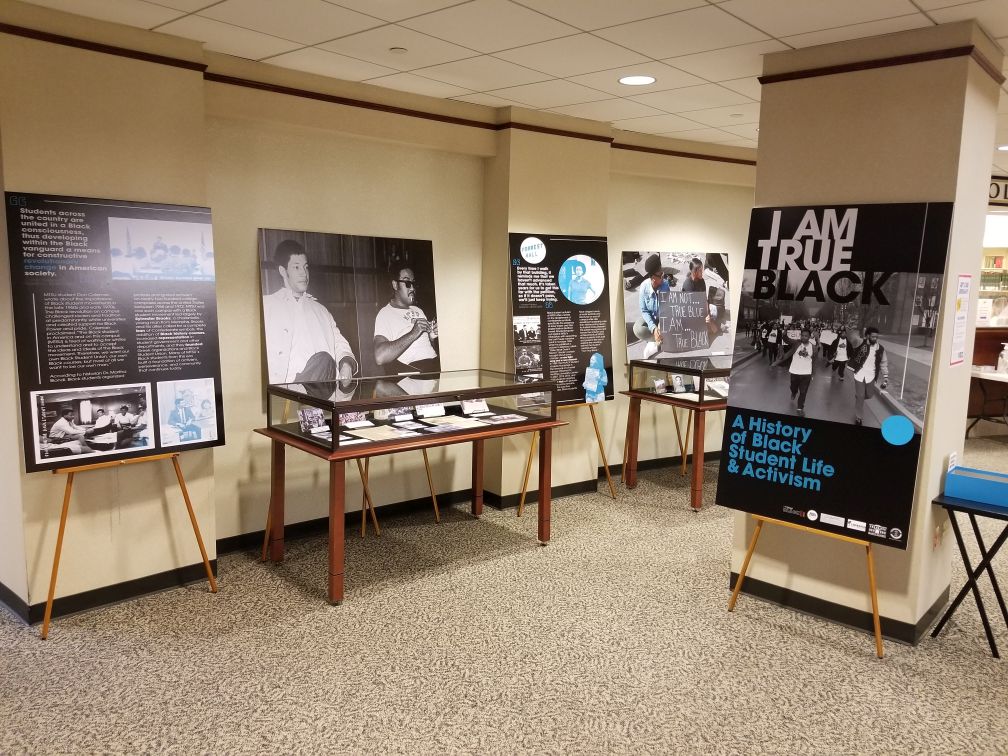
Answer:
731, 270, 943, 430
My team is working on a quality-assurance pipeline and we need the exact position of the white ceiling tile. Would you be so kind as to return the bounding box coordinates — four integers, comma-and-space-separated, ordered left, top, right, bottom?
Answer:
718, 0, 919, 38
680, 101, 760, 126
630, 83, 753, 113
364, 72, 472, 97
494, 33, 648, 77
512, 0, 705, 31
21, 0, 183, 28
198, 0, 382, 46
451, 92, 530, 107
265, 47, 398, 80
595, 5, 768, 59
401, 0, 578, 53
548, 98, 664, 121
929, 0, 1008, 38
720, 122, 759, 139
782, 14, 933, 48
663, 40, 788, 81
157, 15, 301, 58
719, 76, 761, 100
327, 0, 470, 22
916, 0, 990, 9
613, 113, 707, 133
488, 79, 611, 108
656, 127, 738, 142
568, 62, 705, 96
148, 0, 215, 10
415, 55, 548, 89
318, 25, 476, 69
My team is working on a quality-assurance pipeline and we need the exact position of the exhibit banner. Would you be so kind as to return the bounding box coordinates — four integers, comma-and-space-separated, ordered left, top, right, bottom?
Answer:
717, 202, 952, 549
258, 230, 440, 395
621, 251, 732, 360
5, 192, 225, 472
509, 233, 613, 405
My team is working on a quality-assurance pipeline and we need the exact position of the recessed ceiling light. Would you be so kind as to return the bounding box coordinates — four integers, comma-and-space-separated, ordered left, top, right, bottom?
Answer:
619, 75, 655, 86
999, 144, 1008, 151
389, 47, 408, 54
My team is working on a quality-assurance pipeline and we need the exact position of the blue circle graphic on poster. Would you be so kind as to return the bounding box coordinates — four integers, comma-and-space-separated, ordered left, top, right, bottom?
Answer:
558, 255, 604, 305
881, 415, 914, 446
520, 236, 546, 264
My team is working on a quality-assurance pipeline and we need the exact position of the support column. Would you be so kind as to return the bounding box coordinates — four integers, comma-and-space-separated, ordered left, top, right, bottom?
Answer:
732, 22, 1003, 639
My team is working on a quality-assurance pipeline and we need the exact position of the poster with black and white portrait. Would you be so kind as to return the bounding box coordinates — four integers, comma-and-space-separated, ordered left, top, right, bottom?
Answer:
508, 233, 614, 405
258, 229, 440, 393
622, 251, 733, 360
5, 192, 226, 472
716, 203, 952, 550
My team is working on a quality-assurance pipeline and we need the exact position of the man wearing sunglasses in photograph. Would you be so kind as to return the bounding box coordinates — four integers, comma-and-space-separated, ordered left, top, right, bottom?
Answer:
374, 265, 440, 375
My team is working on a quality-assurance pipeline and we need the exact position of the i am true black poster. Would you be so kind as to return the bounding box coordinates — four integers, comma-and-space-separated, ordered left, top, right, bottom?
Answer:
509, 233, 614, 406
716, 203, 951, 549
6, 192, 225, 472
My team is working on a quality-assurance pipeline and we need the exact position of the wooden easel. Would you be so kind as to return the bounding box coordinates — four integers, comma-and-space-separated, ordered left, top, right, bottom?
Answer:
41, 452, 217, 640
729, 514, 884, 658
517, 403, 615, 517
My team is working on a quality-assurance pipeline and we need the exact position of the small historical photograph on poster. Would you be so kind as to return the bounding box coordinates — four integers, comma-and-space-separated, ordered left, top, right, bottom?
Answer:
512, 315, 541, 344
622, 251, 732, 360
259, 230, 439, 386
156, 377, 219, 447
514, 344, 543, 372
108, 217, 215, 281
30, 383, 153, 465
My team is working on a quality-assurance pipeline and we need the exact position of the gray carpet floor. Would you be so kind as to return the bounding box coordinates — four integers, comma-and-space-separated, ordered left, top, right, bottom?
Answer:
2, 432, 1007, 754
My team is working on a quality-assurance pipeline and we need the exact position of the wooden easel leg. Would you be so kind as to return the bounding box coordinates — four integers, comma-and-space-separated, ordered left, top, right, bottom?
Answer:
866, 543, 884, 658
728, 517, 763, 612
171, 456, 218, 593
516, 432, 538, 518
681, 410, 693, 476
41, 472, 74, 640
589, 405, 617, 500
260, 506, 272, 562
422, 449, 441, 523
356, 459, 380, 537
620, 419, 630, 485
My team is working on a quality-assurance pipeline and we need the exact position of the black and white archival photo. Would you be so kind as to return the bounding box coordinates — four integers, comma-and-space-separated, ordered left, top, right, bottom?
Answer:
108, 216, 215, 281
258, 229, 440, 386
30, 383, 153, 465
157, 377, 219, 446
513, 315, 541, 344
622, 251, 732, 360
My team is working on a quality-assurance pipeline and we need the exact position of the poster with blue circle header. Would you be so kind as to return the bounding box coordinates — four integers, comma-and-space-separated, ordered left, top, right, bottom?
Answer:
508, 233, 613, 406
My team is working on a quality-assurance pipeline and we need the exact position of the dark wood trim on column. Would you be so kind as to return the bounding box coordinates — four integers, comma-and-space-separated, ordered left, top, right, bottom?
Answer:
611, 142, 757, 166
759, 45, 1005, 86
0, 21, 206, 71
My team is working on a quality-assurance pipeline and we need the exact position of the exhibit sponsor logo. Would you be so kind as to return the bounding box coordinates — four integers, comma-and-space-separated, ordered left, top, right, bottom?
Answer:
889, 528, 903, 540
806, 509, 818, 522
846, 518, 867, 533
867, 523, 887, 538
520, 236, 546, 264
782, 505, 805, 518
820, 512, 845, 527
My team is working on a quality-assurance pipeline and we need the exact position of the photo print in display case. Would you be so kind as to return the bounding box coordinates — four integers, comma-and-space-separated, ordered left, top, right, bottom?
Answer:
717, 202, 953, 549
5, 192, 226, 471
509, 233, 614, 406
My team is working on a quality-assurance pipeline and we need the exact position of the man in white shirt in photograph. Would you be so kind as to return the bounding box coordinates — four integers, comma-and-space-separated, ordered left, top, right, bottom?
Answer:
49, 408, 86, 442
373, 265, 439, 375
848, 326, 889, 426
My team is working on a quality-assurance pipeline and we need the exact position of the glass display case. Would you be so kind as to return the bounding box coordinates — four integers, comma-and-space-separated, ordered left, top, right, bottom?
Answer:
627, 356, 732, 405
266, 369, 556, 452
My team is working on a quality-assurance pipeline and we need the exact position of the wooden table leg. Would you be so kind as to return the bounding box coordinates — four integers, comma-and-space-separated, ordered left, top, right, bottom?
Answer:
624, 397, 641, 489
538, 428, 552, 544
41, 472, 74, 640
328, 459, 346, 605
471, 439, 484, 518
171, 455, 218, 593
690, 408, 705, 511
269, 440, 285, 563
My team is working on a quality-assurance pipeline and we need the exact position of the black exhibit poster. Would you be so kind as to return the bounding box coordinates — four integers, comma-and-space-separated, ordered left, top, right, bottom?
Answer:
509, 233, 614, 406
716, 203, 951, 549
258, 229, 440, 395
6, 192, 225, 473
621, 251, 733, 360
